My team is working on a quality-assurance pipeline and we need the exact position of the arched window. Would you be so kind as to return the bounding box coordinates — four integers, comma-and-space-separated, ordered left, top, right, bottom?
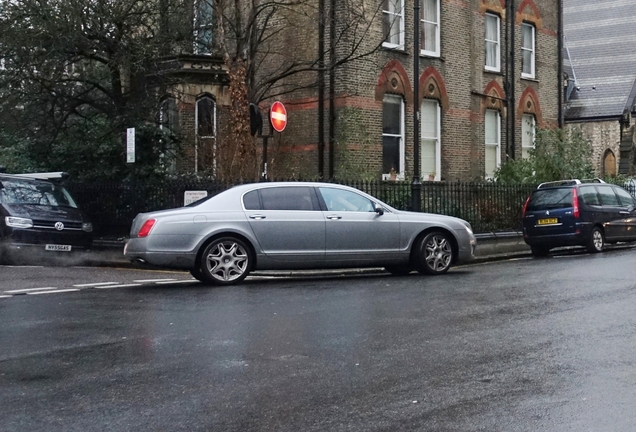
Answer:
159, 98, 179, 133
485, 109, 501, 178
196, 96, 216, 137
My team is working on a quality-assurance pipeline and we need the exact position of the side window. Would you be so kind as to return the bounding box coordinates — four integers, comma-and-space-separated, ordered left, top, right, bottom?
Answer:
614, 187, 635, 207
259, 187, 316, 211
578, 186, 600, 206
243, 190, 261, 210
596, 186, 620, 206
318, 188, 375, 212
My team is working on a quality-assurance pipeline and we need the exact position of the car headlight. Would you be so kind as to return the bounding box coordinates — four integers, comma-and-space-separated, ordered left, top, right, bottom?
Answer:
82, 222, 93, 233
5, 216, 33, 229
464, 222, 473, 235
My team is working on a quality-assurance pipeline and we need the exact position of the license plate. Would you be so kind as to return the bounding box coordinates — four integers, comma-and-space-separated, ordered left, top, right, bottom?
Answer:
45, 244, 72, 252
537, 218, 558, 225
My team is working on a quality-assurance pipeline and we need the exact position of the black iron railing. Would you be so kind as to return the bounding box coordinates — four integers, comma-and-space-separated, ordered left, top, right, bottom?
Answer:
66, 179, 536, 237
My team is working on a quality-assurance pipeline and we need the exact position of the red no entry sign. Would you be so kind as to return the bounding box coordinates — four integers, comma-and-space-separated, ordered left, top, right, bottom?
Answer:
270, 101, 287, 132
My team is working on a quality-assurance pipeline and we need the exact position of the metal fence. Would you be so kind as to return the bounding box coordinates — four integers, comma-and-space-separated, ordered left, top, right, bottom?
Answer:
65, 179, 536, 238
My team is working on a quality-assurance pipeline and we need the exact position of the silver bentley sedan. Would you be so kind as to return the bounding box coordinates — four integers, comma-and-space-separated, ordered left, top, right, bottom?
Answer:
124, 182, 476, 285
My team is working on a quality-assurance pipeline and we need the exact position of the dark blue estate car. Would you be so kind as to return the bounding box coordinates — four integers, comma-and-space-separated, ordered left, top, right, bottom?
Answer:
522, 179, 636, 256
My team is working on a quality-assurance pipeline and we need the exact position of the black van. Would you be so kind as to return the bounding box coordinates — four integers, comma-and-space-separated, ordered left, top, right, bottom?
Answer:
522, 179, 636, 256
0, 173, 93, 262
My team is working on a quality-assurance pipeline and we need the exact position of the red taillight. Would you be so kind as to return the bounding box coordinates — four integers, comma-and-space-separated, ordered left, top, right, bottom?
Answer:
138, 219, 156, 238
522, 196, 530, 218
572, 188, 580, 219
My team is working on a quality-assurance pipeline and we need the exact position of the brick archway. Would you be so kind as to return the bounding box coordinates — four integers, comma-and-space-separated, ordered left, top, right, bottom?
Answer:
482, 80, 506, 113
375, 60, 412, 104
518, 87, 543, 126
516, 0, 542, 28
418, 67, 449, 110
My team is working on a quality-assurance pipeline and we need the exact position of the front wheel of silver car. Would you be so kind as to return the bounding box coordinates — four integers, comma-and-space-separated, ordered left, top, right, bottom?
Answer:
414, 231, 454, 275
586, 226, 604, 253
200, 237, 252, 285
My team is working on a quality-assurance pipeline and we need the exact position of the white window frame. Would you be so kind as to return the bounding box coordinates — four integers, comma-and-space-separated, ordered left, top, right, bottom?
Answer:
485, 109, 501, 178
382, 94, 405, 180
420, 0, 440, 57
382, 0, 405, 50
421, 99, 441, 181
521, 114, 536, 160
521, 23, 536, 79
484, 13, 500, 72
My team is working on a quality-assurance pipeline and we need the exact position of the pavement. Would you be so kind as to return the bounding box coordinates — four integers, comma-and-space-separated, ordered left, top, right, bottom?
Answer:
81, 232, 534, 275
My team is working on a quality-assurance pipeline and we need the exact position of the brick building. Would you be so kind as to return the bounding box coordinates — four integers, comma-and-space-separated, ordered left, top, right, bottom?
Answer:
161, 0, 562, 181
563, 0, 636, 177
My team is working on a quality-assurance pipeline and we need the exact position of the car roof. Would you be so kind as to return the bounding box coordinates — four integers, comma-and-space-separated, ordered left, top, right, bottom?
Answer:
0, 173, 56, 186
536, 179, 605, 189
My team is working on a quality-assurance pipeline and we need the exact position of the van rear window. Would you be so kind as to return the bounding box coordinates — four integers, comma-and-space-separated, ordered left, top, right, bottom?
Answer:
527, 188, 573, 211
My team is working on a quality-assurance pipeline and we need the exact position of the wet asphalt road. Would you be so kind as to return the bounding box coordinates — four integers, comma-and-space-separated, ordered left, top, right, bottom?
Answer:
2, 249, 636, 431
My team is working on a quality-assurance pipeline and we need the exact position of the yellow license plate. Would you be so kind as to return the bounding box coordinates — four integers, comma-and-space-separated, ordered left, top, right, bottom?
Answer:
537, 218, 558, 225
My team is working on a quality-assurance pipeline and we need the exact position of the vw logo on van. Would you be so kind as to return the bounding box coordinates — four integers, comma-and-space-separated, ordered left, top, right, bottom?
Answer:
55, 222, 64, 231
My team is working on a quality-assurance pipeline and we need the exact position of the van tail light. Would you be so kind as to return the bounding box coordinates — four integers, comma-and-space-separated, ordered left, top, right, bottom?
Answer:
522, 196, 530, 218
137, 219, 156, 238
572, 189, 580, 219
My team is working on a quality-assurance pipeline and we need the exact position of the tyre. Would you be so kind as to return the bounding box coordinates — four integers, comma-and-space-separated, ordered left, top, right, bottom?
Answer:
530, 246, 550, 257
384, 265, 413, 276
414, 231, 454, 275
190, 266, 206, 282
586, 226, 604, 253
199, 237, 252, 285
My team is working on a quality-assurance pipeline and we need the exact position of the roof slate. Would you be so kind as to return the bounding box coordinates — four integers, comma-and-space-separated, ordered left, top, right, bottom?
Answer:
563, 0, 636, 120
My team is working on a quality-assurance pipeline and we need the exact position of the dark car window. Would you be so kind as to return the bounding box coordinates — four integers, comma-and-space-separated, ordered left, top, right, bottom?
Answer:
0, 179, 77, 208
614, 187, 635, 207
527, 188, 572, 211
259, 187, 317, 211
243, 190, 261, 210
596, 185, 620, 206
578, 185, 601, 206
318, 187, 375, 212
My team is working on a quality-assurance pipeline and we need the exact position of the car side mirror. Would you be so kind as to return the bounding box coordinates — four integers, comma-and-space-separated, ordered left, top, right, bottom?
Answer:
373, 203, 384, 215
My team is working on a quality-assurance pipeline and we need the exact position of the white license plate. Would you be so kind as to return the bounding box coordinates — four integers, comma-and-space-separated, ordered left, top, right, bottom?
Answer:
45, 244, 72, 252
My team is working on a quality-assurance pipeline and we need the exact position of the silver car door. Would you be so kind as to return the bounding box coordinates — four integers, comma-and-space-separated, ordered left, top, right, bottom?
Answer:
244, 186, 325, 262
317, 187, 400, 263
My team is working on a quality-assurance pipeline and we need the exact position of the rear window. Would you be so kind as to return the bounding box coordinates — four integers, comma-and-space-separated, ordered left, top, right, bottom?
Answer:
527, 188, 573, 211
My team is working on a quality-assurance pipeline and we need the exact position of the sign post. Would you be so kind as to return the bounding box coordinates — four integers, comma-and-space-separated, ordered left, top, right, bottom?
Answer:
126, 128, 135, 163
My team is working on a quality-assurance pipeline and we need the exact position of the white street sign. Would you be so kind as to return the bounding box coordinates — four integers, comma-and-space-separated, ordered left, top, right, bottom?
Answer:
184, 190, 208, 206
126, 128, 135, 163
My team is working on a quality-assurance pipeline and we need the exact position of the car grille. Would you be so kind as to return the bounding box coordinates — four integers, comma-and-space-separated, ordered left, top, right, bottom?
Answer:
32, 220, 83, 230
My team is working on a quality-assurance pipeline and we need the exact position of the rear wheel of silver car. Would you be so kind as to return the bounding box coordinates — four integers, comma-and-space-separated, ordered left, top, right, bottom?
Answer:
200, 237, 252, 285
414, 231, 454, 275
586, 227, 604, 253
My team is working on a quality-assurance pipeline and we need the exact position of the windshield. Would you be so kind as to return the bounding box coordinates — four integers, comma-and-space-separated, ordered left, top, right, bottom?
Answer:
527, 188, 573, 211
0, 179, 78, 208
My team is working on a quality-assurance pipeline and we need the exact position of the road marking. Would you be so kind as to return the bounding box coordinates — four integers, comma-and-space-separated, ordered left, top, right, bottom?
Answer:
4, 287, 58, 294
73, 282, 119, 287
96, 283, 142, 289
133, 278, 177, 283
29, 289, 80, 295
156, 279, 197, 285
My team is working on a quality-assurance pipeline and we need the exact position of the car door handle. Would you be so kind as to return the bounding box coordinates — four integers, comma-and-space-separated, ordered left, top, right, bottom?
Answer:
326, 215, 342, 220
620, 211, 630, 215
249, 215, 266, 220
